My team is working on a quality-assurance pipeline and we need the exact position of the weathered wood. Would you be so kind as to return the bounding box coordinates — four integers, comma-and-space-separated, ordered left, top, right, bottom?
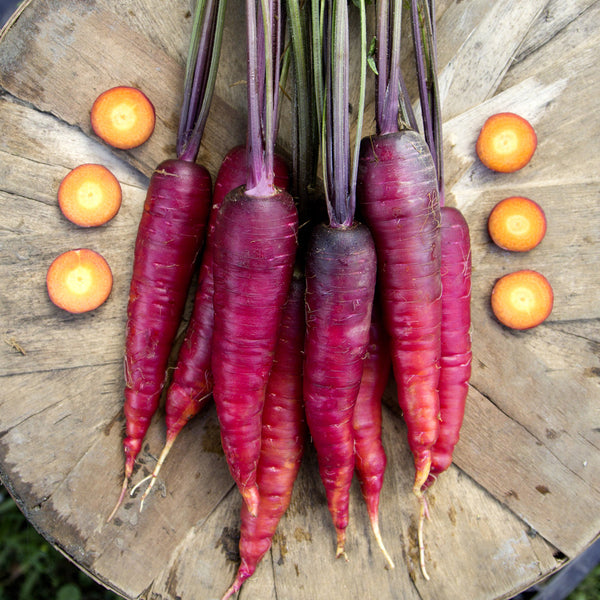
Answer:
1, 0, 599, 599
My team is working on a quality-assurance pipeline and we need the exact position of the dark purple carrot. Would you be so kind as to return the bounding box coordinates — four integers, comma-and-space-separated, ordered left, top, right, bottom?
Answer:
108, 0, 226, 522
136, 146, 289, 508
221, 270, 306, 600
303, 0, 375, 559
352, 302, 394, 569
211, 0, 298, 516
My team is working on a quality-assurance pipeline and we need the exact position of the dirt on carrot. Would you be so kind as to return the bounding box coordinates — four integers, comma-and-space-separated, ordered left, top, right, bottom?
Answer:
46, 248, 113, 314
488, 196, 546, 252
58, 164, 122, 227
491, 269, 553, 330
476, 112, 537, 173
91, 86, 155, 149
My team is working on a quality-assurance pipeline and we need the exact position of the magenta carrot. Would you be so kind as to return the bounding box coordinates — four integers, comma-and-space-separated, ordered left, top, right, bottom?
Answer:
356, 0, 442, 577
136, 146, 290, 508
423, 207, 471, 489
412, 0, 472, 491
303, 0, 375, 559
211, 0, 298, 516
108, 0, 226, 522
357, 138, 441, 487
410, 0, 472, 579
352, 303, 394, 569
221, 271, 306, 600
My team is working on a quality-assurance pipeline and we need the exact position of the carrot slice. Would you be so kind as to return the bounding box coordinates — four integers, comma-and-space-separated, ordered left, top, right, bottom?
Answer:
488, 196, 546, 252
91, 86, 155, 149
476, 113, 537, 173
58, 164, 122, 227
46, 249, 113, 314
491, 270, 553, 330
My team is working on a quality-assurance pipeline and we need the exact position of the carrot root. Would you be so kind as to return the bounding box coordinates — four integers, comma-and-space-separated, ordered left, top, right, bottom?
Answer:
369, 515, 395, 570
136, 436, 175, 511
417, 492, 431, 581
335, 528, 349, 562
107, 474, 129, 523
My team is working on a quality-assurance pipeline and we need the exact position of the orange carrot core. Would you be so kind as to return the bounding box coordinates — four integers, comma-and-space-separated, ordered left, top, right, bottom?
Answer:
488, 196, 546, 252
476, 113, 537, 173
58, 164, 122, 227
46, 249, 113, 314
491, 270, 553, 330
91, 86, 155, 149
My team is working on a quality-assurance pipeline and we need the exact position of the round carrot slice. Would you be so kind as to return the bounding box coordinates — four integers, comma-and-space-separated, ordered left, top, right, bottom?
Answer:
91, 86, 155, 149
476, 112, 537, 173
46, 249, 113, 314
58, 164, 122, 227
491, 270, 553, 330
488, 196, 546, 252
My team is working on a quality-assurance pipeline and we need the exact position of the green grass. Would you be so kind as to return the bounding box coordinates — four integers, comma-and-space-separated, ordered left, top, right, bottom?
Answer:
567, 564, 600, 600
0, 485, 121, 600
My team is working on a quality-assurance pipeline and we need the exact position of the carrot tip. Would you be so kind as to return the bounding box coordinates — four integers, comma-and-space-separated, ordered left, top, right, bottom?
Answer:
417, 495, 431, 581
370, 517, 395, 569
335, 528, 348, 561
107, 474, 129, 523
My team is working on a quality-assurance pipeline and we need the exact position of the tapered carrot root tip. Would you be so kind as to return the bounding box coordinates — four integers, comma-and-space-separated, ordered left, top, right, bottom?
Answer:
369, 515, 395, 569
241, 485, 260, 518
411, 456, 432, 580
335, 528, 348, 561
106, 474, 129, 523
220, 580, 242, 600
136, 436, 176, 511
416, 492, 431, 581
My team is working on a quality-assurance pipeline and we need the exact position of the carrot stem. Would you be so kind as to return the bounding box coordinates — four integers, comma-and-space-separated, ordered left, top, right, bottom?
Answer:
411, 0, 444, 204
177, 0, 227, 161
320, 0, 367, 226
245, 0, 285, 195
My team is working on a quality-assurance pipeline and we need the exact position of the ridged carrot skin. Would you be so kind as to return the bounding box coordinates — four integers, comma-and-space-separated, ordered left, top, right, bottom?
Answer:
221, 272, 306, 600
423, 206, 471, 490
211, 186, 298, 516
303, 221, 377, 558
122, 159, 212, 483
352, 303, 394, 568
164, 147, 290, 443
357, 129, 442, 494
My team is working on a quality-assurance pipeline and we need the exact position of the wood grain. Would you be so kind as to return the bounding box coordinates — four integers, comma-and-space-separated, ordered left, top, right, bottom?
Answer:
1, 1, 599, 599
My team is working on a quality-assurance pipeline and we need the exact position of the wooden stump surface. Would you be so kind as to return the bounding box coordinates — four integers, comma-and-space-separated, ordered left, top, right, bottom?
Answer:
1, 1, 599, 599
